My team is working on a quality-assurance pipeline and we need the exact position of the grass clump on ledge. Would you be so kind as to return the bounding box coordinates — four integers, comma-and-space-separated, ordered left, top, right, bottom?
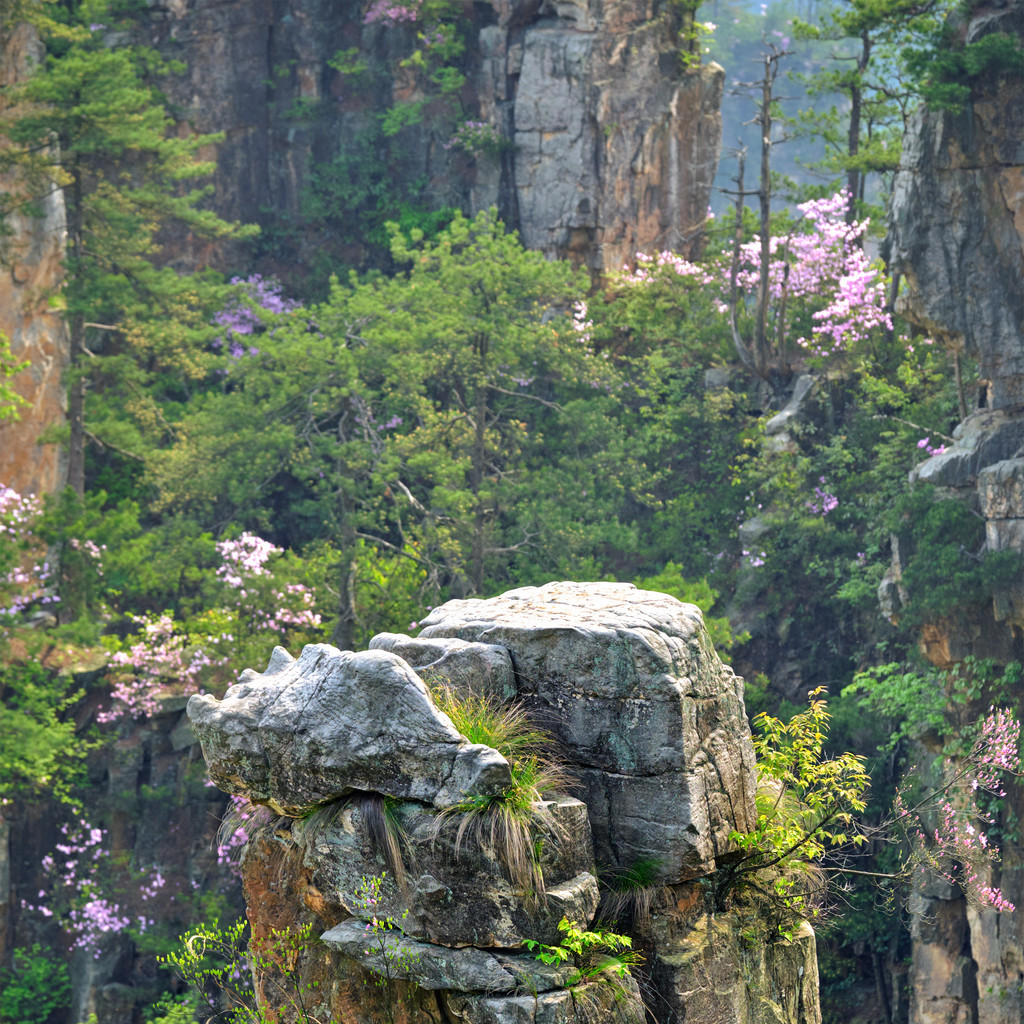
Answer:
428, 681, 573, 900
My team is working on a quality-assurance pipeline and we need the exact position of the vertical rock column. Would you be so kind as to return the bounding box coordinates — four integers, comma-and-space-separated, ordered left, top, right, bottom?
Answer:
0, 22, 69, 497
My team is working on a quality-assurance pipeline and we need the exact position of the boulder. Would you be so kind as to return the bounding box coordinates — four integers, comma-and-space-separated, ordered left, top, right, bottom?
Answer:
444, 977, 647, 1024
414, 581, 757, 882
187, 644, 511, 816
369, 633, 517, 699
320, 919, 574, 993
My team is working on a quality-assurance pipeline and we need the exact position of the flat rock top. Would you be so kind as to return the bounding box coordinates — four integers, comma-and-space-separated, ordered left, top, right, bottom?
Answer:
419, 581, 704, 640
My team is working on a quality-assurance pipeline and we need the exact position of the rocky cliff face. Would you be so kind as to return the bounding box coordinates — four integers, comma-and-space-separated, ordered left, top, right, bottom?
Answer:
0, 22, 68, 497
886, 4, 1024, 1021
191, 581, 821, 1024
140, 0, 722, 277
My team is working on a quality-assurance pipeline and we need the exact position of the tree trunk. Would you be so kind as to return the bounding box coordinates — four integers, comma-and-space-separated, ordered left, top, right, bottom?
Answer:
67, 167, 85, 498
753, 53, 777, 379
845, 32, 871, 225
470, 341, 488, 595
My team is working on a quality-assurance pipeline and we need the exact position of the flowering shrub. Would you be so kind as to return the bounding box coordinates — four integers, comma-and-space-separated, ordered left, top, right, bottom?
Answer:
733, 192, 893, 358
917, 436, 948, 456
364, 0, 420, 24
100, 532, 322, 723
621, 250, 716, 288
618, 191, 912, 365
22, 818, 166, 957
896, 707, 1021, 911
0, 486, 54, 621
806, 478, 839, 517
443, 120, 502, 155
212, 275, 301, 359
101, 613, 231, 723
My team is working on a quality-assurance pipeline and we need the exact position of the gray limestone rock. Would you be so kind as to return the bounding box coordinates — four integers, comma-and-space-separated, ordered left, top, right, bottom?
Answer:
320, 919, 574, 993
911, 410, 1024, 490
187, 644, 511, 816
889, 69, 1024, 411
369, 633, 517, 699
764, 374, 817, 437
652, 915, 821, 1024
418, 581, 757, 882
444, 976, 647, 1024
297, 794, 598, 949
978, 458, 1024, 520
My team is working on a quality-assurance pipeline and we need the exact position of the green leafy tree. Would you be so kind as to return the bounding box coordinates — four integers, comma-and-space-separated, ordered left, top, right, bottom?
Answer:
720, 690, 871, 924
144, 210, 614, 646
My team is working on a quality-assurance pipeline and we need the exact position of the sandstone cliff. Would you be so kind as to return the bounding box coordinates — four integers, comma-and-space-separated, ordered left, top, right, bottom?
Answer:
190, 581, 821, 1024
886, 3, 1024, 1020
0, 21, 68, 497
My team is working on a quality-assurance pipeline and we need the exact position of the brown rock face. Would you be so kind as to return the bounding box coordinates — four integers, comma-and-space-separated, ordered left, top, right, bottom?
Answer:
884, 0, 1024, 650
137, 0, 722, 277
0, 23, 68, 497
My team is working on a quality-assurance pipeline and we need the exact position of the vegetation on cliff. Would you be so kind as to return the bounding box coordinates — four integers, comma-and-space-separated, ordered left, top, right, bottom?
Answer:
2, 0, 1023, 1022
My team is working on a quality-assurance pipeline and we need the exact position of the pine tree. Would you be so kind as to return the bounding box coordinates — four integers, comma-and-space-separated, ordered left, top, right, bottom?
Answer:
0, 0, 253, 496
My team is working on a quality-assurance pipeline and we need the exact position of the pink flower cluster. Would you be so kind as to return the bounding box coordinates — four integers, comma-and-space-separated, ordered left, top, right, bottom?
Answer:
572, 300, 594, 347
917, 437, 948, 457
898, 707, 1021, 912
23, 819, 165, 957
249, 583, 322, 633
216, 532, 281, 589
216, 794, 271, 876
622, 251, 716, 286
101, 613, 230, 723
364, 0, 420, 24
0, 485, 56, 618
806, 477, 839, 517
443, 120, 502, 154
736, 191, 893, 357
212, 275, 301, 359
101, 531, 321, 723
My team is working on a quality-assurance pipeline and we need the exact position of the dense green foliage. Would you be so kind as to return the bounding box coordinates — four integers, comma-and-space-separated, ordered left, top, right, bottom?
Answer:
0, 944, 72, 1024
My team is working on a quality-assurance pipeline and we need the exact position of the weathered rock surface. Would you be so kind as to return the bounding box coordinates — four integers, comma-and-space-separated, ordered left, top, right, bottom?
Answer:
444, 979, 647, 1024
187, 644, 512, 815
883, 0, 1024, 645
370, 633, 517, 699
886, 4, 1024, 1021
298, 794, 599, 948
0, 22, 68, 496
4, 683, 237, 1024
504, 6, 723, 272
130, 0, 721, 278
202, 581, 811, 1024
416, 581, 757, 882
888, 24, 1024, 413
320, 919, 574, 992
652, 913, 821, 1024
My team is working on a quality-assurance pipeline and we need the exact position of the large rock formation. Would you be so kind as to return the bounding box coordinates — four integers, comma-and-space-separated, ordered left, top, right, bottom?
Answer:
192, 582, 820, 1024
137, 0, 722, 277
0, 22, 68, 497
886, 3, 1024, 1021
401, 580, 758, 883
